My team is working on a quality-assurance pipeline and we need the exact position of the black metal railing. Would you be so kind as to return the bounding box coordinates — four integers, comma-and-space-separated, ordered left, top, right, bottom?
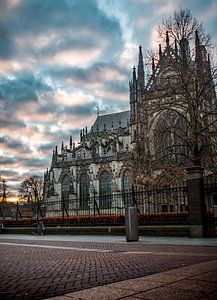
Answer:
0, 184, 189, 227
204, 177, 217, 236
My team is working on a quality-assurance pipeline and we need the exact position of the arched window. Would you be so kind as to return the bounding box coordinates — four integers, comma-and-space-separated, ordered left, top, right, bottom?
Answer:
154, 111, 188, 165
123, 170, 132, 206
123, 170, 132, 192
153, 115, 173, 164
99, 171, 112, 208
61, 176, 70, 210
79, 174, 89, 208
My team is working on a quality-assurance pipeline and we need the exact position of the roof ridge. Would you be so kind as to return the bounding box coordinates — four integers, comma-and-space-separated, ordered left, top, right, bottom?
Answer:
97, 110, 130, 118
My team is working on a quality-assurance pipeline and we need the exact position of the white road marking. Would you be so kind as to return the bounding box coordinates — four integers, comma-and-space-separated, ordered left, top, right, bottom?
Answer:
0, 242, 113, 253
0, 242, 157, 254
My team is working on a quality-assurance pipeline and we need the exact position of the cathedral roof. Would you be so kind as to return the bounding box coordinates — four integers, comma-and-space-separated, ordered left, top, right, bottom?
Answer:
92, 110, 130, 132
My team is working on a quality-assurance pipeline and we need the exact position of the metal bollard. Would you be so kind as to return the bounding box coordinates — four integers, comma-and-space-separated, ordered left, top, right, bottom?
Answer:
125, 206, 139, 242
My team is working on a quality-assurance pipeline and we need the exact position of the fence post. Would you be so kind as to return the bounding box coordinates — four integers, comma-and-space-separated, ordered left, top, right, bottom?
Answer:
187, 166, 207, 238
125, 206, 139, 242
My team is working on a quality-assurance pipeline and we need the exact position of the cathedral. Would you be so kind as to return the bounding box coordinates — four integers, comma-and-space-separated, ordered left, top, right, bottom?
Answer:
43, 31, 216, 215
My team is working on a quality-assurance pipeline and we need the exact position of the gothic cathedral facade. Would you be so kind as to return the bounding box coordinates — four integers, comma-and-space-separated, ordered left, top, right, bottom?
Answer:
43, 31, 216, 214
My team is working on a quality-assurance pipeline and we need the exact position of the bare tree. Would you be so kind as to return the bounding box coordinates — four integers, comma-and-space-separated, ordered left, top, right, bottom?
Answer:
133, 9, 217, 187
158, 8, 210, 46
18, 175, 44, 205
0, 176, 10, 202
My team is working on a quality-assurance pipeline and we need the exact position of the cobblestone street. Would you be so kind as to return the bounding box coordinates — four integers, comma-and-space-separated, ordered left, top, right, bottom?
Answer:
0, 235, 217, 299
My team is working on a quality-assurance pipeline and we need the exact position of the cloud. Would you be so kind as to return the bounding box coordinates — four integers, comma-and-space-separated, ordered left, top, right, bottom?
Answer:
0, 0, 123, 66
38, 142, 56, 152
23, 157, 50, 168
0, 117, 26, 130
0, 72, 52, 104
0, 135, 32, 154
0, 155, 17, 165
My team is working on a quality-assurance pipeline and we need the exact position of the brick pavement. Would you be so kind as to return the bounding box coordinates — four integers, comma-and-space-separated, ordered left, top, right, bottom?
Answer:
0, 237, 217, 300
47, 260, 217, 300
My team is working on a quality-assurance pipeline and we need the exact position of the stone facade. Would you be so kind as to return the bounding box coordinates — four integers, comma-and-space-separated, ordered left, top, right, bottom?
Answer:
43, 111, 133, 214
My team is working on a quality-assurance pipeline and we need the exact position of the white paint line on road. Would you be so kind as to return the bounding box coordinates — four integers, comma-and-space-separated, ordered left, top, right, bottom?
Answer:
1, 242, 216, 257
0, 242, 114, 253
0, 242, 157, 255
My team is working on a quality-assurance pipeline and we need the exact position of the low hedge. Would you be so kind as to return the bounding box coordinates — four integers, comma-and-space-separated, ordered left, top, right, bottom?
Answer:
3, 212, 189, 227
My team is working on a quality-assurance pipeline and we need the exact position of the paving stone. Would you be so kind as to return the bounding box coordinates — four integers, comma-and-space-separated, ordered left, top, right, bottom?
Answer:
192, 270, 217, 283
164, 260, 217, 277
170, 278, 217, 295
60, 286, 136, 300
105, 278, 166, 292
133, 285, 204, 300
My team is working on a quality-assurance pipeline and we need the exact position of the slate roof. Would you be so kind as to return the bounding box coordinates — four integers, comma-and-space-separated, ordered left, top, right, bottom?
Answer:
92, 111, 130, 133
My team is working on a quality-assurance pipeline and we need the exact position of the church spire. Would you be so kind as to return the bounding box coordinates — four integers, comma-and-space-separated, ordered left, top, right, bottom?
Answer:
52, 149, 55, 164
70, 136, 72, 150
195, 30, 201, 64
137, 45, 144, 90
166, 31, 169, 48
159, 44, 162, 59
61, 141, 64, 155
152, 57, 155, 74
174, 39, 178, 60
133, 65, 137, 87
195, 30, 200, 48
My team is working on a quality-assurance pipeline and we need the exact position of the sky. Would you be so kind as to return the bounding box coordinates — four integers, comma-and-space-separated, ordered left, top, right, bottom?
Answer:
0, 0, 217, 200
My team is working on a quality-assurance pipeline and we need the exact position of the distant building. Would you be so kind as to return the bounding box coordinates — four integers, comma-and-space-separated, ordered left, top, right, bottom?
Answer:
43, 31, 216, 215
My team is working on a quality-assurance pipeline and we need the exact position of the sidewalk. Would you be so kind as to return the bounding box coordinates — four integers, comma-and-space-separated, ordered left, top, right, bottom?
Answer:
47, 259, 217, 300
1, 233, 217, 246
1, 234, 217, 299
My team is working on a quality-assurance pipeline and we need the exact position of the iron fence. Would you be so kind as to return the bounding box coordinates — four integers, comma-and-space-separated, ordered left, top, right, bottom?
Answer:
0, 184, 189, 227
204, 177, 217, 236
